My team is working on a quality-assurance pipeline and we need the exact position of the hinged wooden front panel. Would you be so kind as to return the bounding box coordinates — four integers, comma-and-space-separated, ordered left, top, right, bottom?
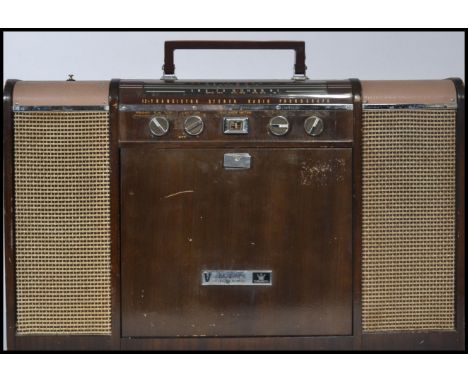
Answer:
121, 147, 352, 337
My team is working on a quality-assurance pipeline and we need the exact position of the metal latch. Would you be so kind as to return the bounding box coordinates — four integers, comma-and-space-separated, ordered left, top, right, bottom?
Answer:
223, 153, 251, 169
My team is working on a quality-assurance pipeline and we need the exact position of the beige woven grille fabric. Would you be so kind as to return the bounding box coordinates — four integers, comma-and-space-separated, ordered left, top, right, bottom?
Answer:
362, 109, 456, 332
14, 111, 111, 335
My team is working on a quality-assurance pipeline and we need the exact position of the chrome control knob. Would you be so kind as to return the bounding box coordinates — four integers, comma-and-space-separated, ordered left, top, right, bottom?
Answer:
268, 116, 290, 136
184, 116, 204, 136
149, 116, 169, 137
304, 116, 324, 136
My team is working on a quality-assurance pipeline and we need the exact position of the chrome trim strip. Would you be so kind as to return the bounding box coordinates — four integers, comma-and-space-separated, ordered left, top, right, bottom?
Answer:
160, 74, 178, 81
363, 103, 457, 110
141, 83, 330, 88
13, 105, 110, 112
145, 90, 186, 93
119, 104, 353, 112
291, 74, 309, 81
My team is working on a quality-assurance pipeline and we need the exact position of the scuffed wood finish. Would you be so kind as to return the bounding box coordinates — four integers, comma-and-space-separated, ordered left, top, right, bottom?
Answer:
15, 336, 115, 351
109, 79, 122, 349
121, 148, 353, 338
3, 79, 19, 351
350, 79, 363, 350
361, 332, 461, 351
451, 78, 465, 350
121, 336, 355, 351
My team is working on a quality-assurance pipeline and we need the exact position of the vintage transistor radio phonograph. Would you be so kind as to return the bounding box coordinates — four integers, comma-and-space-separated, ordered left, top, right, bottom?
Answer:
3, 41, 465, 351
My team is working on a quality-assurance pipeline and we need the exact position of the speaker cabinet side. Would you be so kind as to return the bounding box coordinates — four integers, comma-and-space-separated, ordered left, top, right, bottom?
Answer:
360, 80, 464, 351
3, 81, 119, 351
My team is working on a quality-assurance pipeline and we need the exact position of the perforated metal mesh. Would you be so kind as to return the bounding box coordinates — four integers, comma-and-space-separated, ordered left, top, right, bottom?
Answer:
14, 111, 111, 335
362, 109, 456, 332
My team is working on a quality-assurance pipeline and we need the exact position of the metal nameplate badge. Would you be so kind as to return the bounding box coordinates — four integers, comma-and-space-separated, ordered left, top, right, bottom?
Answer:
202, 270, 272, 286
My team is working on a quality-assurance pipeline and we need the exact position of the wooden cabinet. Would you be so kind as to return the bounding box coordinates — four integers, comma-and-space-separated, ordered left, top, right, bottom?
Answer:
121, 147, 352, 337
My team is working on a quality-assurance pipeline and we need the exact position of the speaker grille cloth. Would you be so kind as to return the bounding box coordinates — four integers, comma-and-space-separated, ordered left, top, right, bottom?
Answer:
14, 111, 111, 335
362, 109, 456, 332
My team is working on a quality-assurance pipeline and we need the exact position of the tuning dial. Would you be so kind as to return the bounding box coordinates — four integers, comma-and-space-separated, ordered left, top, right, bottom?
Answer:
184, 116, 204, 136
304, 116, 324, 136
149, 116, 169, 137
268, 116, 290, 136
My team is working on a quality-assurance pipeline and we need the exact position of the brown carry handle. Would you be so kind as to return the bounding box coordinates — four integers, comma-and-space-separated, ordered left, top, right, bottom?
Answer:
162, 40, 307, 80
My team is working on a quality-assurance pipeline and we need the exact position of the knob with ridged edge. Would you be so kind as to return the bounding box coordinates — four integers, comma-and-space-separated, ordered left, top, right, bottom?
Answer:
268, 116, 290, 136
304, 116, 324, 136
149, 116, 170, 137
184, 116, 204, 136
